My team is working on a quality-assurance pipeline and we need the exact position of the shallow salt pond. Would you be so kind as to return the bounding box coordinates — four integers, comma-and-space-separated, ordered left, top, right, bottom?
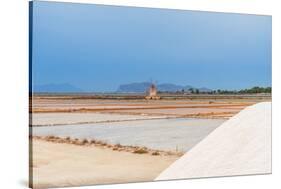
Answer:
31, 113, 166, 126
32, 118, 225, 152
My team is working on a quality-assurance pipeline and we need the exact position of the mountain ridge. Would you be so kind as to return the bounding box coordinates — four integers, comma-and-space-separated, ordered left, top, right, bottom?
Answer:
117, 82, 212, 93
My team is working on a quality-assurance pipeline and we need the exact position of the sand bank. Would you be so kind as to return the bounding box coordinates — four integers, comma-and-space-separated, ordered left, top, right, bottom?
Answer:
31, 140, 178, 188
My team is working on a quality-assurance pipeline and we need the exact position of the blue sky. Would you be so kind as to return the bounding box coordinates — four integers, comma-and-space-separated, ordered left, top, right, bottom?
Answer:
32, 1, 272, 92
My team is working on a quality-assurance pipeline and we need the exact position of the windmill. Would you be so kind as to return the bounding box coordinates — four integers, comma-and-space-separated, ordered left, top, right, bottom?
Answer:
145, 78, 160, 100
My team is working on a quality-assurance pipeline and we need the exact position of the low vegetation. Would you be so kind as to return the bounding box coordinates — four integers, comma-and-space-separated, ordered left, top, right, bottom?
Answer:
163, 86, 272, 95
151, 151, 160, 156
133, 148, 149, 154
32, 136, 183, 157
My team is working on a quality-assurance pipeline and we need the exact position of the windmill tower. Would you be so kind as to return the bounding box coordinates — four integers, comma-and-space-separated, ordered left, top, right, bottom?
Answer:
145, 81, 160, 100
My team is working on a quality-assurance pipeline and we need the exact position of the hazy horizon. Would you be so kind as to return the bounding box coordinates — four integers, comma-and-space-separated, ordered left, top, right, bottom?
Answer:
31, 2, 272, 92
33, 81, 271, 93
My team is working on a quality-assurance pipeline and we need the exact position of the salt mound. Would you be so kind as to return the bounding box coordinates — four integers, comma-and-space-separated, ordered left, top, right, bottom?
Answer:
156, 102, 271, 180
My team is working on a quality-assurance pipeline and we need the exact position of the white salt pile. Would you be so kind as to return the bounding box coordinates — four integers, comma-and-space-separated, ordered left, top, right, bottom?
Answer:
156, 102, 271, 180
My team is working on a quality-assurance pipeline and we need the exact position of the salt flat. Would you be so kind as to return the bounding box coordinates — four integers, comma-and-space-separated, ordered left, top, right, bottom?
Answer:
32, 118, 225, 152
31, 97, 256, 118
31, 112, 167, 126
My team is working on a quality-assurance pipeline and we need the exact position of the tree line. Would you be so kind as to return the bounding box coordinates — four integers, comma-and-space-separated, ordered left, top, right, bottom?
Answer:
160, 86, 272, 94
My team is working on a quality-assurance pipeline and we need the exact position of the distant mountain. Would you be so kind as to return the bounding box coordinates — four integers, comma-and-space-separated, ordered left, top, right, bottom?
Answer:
117, 82, 211, 93
117, 82, 151, 93
157, 83, 193, 92
33, 83, 83, 93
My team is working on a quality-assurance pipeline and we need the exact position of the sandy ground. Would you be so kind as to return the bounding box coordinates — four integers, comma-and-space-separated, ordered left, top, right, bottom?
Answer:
30, 97, 261, 119
31, 140, 178, 189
